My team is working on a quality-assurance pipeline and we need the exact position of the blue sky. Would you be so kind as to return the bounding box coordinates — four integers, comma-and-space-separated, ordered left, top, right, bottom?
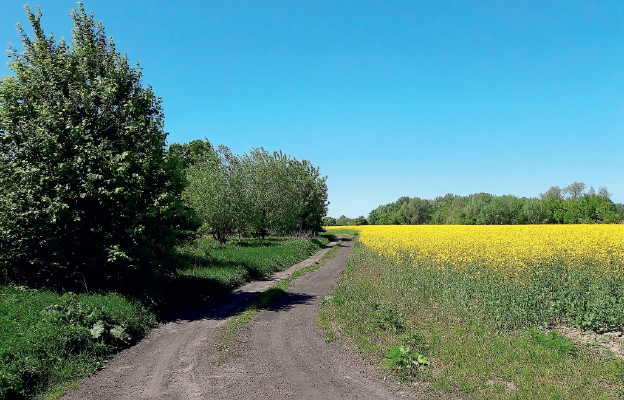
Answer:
1, 1, 623, 217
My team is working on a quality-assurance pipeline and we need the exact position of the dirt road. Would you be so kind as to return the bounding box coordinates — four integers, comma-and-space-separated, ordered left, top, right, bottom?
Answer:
64, 238, 416, 399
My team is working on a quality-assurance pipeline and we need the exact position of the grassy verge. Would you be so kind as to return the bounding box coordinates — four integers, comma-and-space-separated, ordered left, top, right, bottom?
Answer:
323, 228, 359, 237
1, 234, 333, 399
318, 241, 624, 399
151, 234, 332, 317
0, 287, 155, 400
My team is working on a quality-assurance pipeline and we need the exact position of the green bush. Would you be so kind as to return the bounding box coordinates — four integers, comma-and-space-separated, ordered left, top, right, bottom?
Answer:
0, 5, 189, 290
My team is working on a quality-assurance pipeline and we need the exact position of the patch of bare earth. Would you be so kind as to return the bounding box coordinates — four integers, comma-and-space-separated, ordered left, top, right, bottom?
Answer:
486, 377, 517, 393
556, 325, 624, 358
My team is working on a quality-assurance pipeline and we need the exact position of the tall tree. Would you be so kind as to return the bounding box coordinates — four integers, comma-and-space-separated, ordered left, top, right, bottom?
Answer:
563, 181, 586, 199
0, 5, 186, 288
183, 146, 240, 243
168, 138, 216, 170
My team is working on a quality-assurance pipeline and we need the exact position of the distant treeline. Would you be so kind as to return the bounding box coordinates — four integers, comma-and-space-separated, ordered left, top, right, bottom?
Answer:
325, 182, 624, 226
171, 139, 328, 243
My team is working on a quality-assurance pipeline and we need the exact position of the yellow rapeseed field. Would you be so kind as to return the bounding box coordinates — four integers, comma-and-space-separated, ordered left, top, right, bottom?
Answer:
327, 225, 624, 274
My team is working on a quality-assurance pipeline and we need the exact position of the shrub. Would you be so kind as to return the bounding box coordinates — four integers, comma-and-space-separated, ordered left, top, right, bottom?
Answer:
0, 5, 189, 289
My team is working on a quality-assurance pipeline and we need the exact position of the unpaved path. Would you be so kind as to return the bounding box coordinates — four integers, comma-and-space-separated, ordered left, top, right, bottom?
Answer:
64, 238, 417, 399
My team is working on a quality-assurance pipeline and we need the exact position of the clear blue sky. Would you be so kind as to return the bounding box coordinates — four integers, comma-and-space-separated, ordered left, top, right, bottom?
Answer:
1, 1, 623, 217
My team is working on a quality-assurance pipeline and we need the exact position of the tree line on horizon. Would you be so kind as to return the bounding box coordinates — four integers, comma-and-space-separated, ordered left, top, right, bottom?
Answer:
325, 182, 624, 226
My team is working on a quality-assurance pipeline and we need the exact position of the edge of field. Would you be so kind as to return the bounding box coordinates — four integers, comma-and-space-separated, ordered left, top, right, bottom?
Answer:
318, 229, 624, 399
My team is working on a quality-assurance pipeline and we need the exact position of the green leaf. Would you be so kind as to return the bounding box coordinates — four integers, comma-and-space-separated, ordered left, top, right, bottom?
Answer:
90, 320, 106, 339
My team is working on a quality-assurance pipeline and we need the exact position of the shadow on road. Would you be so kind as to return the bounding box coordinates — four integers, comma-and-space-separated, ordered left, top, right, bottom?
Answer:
170, 288, 315, 323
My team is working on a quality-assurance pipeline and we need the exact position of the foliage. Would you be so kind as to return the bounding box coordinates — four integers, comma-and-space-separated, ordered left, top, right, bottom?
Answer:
364, 182, 622, 225
334, 215, 368, 226
322, 216, 337, 226
167, 139, 216, 170
383, 344, 430, 378
182, 144, 328, 242
162, 233, 331, 317
370, 303, 404, 333
0, 286, 155, 399
318, 241, 624, 399
528, 329, 576, 355
0, 5, 189, 290
183, 146, 242, 243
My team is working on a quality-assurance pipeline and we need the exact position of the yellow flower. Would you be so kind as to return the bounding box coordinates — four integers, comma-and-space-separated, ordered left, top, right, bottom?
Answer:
326, 225, 624, 279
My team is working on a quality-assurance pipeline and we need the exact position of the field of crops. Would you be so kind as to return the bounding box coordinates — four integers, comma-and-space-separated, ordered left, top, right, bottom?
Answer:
320, 225, 624, 398
347, 224, 624, 273
326, 224, 624, 331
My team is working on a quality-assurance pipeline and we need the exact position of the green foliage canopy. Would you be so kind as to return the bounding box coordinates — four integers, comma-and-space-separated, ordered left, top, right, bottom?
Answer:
0, 5, 187, 289
181, 143, 328, 242
365, 182, 622, 226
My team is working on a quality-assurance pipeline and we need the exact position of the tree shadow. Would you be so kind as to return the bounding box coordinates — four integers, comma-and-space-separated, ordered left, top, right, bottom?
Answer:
169, 288, 315, 323
336, 236, 352, 244
262, 291, 316, 312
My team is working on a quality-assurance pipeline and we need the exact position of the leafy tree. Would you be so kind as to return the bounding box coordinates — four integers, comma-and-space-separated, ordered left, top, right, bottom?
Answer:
540, 186, 563, 201
243, 148, 285, 237
368, 184, 621, 226
598, 186, 611, 199
463, 193, 493, 224
183, 145, 328, 241
183, 146, 242, 243
168, 138, 216, 170
578, 194, 619, 223
444, 196, 471, 224
291, 160, 328, 232
430, 194, 458, 224
242, 148, 327, 236
336, 215, 351, 226
368, 196, 409, 225
0, 5, 187, 288
322, 216, 337, 226
523, 198, 547, 224
354, 216, 368, 225
482, 195, 526, 224
539, 187, 565, 223
563, 181, 586, 199
400, 197, 433, 224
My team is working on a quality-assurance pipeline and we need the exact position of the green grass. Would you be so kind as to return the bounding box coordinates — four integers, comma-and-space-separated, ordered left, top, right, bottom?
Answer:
324, 228, 359, 236
149, 234, 331, 317
178, 235, 330, 286
1, 233, 333, 399
0, 287, 155, 399
318, 241, 624, 399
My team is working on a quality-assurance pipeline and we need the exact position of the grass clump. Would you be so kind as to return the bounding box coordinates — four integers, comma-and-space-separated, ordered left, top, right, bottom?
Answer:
318, 241, 624, 399
0, 287, 155, 399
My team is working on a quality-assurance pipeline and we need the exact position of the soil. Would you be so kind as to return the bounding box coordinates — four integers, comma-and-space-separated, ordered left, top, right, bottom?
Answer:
556, 325, 624, 359
63, 238, 418, 399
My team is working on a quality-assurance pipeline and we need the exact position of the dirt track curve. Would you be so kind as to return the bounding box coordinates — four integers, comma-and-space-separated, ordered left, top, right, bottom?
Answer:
64, 238, 417, 400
